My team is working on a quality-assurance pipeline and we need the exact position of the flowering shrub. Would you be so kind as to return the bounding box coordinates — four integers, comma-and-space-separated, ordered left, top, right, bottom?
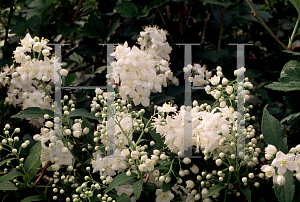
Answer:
1, 24, 300, 202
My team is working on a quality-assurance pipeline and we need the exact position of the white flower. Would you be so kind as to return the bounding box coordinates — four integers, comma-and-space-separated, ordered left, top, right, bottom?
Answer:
265, 144, 277, 156
190, 165, 199, 174
157, 102, 177, 113
155, 189, 174, 202
131, 151, 139, 159
275, 175, 286, 186
226, 86, 233, 94
209, 75, 220, 85
222, 78, 228, 85
271, 151, 298, 175
261, 165, 275, 177
186, 180, 195, 189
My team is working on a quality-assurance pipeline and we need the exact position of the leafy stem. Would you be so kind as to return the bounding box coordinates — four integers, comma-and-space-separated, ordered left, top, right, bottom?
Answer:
288, 14, 300, 49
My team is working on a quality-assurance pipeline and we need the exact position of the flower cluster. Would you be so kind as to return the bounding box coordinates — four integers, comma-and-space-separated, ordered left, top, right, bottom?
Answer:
110, 26, 178, 107
184, 63, 212, 87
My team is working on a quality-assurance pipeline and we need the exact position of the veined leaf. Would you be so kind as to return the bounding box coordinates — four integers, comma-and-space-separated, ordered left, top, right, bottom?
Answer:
205, 183, 225, 198
0, 182, 18, 191
289, 0, 300, 15
105, 172, 137, 194
11, 107, 56, 119
274, 170, 294, 202
132, 178, 143, 200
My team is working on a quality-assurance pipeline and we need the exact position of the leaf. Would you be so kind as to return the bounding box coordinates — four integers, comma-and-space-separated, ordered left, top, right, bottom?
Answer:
0, 182, 18, 191
274, 170, 294, 202
265, 60, 300, 91
132, 178, 143, 200
205, 183, 225, 198
0, 158, 16, 167
241, 186, 251, 202
143, 182, 156, 192
281, 112, 300, 123
81, 117, 95, 147
262, 109, 288, 153
143, 117, 164, 147
0, 172, 23, 183
289, 0, 300, 15
68, 109, 102, 120
115, 1, 138, 17
203, 0, 232, 7
24, 142, 41, 173
105, 172, 137, 194
64, 72, 77, 86
20, 195, 45, 202
11, 107, 56, 119
116, 193, 131, 202
95, 66, 107, 74
162, 182, 172, 192
105, 22, 120, 42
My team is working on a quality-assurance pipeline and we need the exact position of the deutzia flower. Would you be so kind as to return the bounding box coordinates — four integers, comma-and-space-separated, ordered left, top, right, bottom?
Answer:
157, 102, 177, 113
265, 144, 277, 160
155, 189, 174, 202
271, 151, 298, 175
261, 165, 275, 177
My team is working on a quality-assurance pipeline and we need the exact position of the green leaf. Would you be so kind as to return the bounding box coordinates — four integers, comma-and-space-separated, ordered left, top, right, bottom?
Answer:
105, 22, 120, 42
143, 118, 164, 147
281, 112, 300, 123
68, 109, 102, 120
203, 0, 232, 7
0, 158, 16, 167
265, 60, 300, 91
11, 107, 56, 119
115, 1, 138, 17
81, 117, 95, 146
199, 49, 232, 63
262, 109, 288, 153
0, 172, 23, 183
105, 172, 137, 194
240, 186, 251, 202
205, 183, 225, 198
64, 72, 77, 86
24, 142, 41, 173
162, 182, 172, 192
0, 182, 18, 191
274, 170, 294, 202
132, 178, 143, 200
95, 66, 107, 74
116, 193, 131, 202
20, 195, 45, 202
289, 0, 300, 15
143, 182, 156, 192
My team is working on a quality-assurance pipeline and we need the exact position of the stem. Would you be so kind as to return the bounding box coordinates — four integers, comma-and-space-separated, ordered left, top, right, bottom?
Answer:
218, 7, 226, 50
288, 14, 300, 49
224, 171, 232, 202
245, 0, 289, 50
201, 13, 211, 45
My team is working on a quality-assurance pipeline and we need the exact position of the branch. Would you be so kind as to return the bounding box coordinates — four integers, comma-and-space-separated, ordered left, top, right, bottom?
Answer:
34, 161, 51, 185
58, 0, 85, 43
3, 4, 14, 50
245, 0, 289, 50
217, 7, 226, 50
201, 13, 211, 45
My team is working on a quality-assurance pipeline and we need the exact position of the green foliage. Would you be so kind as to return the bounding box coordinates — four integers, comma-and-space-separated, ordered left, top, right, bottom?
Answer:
11, 107, 55, 119
143, 117, 164, 147
20, 195, 45, 202
24, 142, 41, 183
265, 60, 300, 92
241, 186, 251, 202
132, 178, 143, 200
116, 193, 131, 202
0, 181, 18, 191
274, 170, 294, 202
205, 183, 225, 198
262, 108, 288, 153
289, 0, 300, 15
105, 172, 137, 194
0, 172, 23, 183
203, 0, 232, 7
68, 109, 102, 120
143, 182, 157, 192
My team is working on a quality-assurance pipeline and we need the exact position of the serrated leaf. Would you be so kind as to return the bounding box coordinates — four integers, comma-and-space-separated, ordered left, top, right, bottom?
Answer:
262, 109, 288, 153
289, 0, 300, 15
265, 60, 300, 91
115, 1, 138, 17
241, 186, 251, 202
20, 195, 45, 202
274, 170, 294, 202
0, 172, 23, 183
116, 193, 131, 202
0, 182, 18, 191
281, 112, 300, 123
24, 142, 41, 173
203, 0, 232, 7
11, 107, 56, 119
105, 172, 137, 194
132, 178, 143, 200
205, 183, 225, 198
